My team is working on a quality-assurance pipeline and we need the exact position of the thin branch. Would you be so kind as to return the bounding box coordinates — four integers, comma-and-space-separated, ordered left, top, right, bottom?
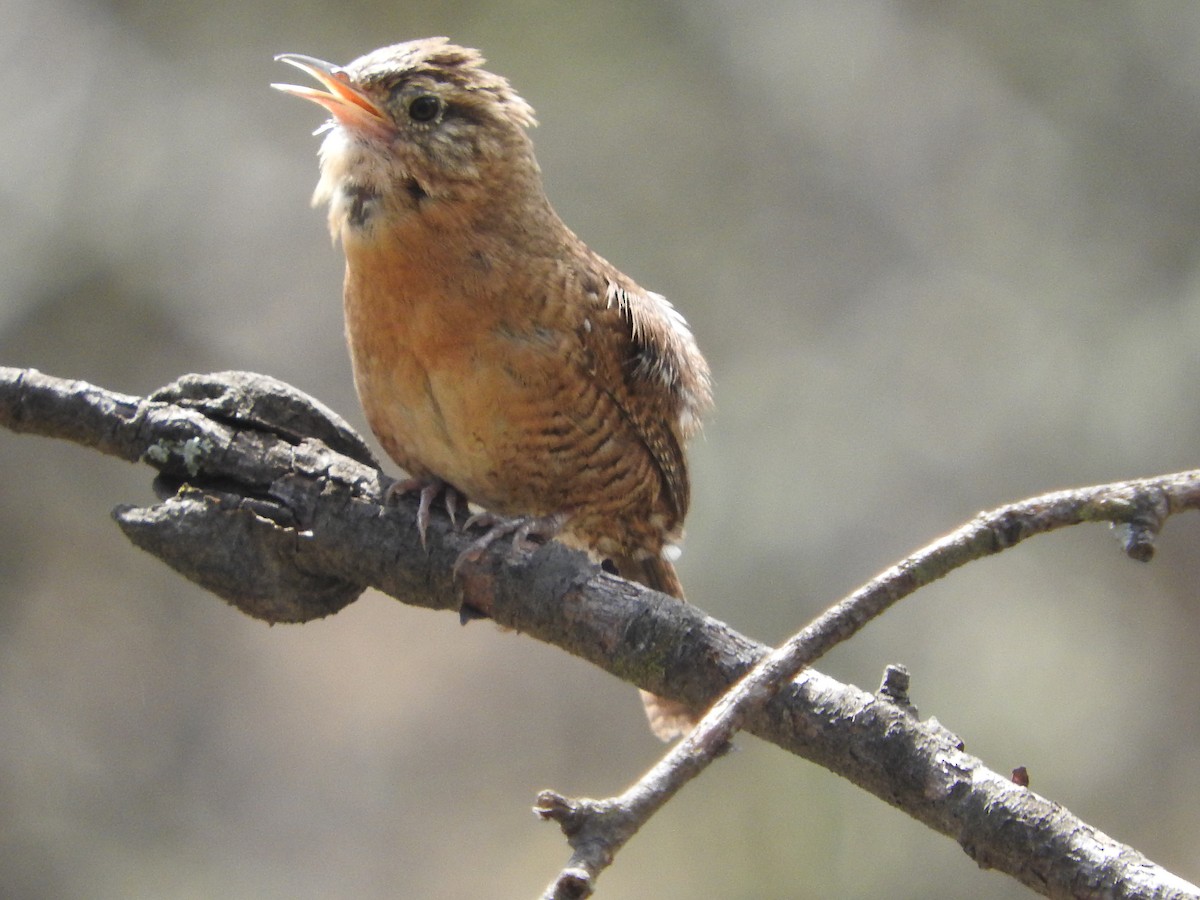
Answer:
536, 473, 1196, 898
2, 366, 1198, 900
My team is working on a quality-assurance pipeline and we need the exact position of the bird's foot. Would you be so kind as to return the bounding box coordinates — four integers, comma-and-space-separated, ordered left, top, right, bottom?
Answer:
453, 511, 567, 576
385, 476, 465, 550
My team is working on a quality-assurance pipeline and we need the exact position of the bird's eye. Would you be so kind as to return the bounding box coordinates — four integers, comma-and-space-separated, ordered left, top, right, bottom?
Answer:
407, 95, 442, 122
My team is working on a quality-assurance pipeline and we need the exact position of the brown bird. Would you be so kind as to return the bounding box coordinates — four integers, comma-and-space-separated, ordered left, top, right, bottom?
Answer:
274, 38, 711, 739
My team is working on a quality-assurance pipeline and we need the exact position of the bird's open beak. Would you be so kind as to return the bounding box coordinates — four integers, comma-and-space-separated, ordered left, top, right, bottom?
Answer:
272, 54, 391, 137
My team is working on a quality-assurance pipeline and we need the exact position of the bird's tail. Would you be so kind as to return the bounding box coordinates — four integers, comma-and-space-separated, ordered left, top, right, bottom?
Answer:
612, 554, 699, 741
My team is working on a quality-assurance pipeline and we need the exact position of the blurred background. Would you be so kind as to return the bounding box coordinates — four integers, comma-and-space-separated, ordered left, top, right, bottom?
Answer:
2, 1, 1199, 897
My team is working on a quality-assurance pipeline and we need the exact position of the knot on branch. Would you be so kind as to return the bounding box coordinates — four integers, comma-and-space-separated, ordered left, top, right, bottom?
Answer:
118, 372, 387, 622
534, 791, 608, 900
1103, 486, 1169, 562
534, 790, 597, 838
542, 868, 591, 900
877, 662, 916, 713
150, 371, 378, 467
115, 491, 362, 623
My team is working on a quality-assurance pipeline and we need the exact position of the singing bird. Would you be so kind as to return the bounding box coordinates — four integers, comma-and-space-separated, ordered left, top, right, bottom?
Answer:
274, 38, 711, 739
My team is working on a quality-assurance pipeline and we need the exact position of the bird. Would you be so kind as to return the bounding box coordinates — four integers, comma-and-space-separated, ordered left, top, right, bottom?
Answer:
273, 37, 712, 740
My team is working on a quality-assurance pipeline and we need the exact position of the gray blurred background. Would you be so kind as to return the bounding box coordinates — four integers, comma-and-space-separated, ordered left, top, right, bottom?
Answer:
2, 2, 1199, 897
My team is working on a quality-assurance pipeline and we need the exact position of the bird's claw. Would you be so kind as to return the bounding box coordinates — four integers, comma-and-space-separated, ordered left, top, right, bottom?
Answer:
385, 477, 464, 550
453, 511, 566, 577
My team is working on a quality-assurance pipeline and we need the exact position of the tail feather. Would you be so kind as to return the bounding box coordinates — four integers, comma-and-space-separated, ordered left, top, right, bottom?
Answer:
611, 554, 699, 741
639, 690, 697, 742
615, 553, 685, 599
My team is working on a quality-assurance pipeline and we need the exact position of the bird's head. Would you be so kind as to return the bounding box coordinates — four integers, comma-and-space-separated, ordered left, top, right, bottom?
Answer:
274, 38, 539, 240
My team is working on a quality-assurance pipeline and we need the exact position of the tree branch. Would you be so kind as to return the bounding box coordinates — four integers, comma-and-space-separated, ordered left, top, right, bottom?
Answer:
535, 473, 1196, 898
2, 366, 1197, 900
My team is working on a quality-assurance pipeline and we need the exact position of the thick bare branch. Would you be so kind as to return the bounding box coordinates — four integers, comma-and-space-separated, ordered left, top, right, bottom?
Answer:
2, 366, 1197, 900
